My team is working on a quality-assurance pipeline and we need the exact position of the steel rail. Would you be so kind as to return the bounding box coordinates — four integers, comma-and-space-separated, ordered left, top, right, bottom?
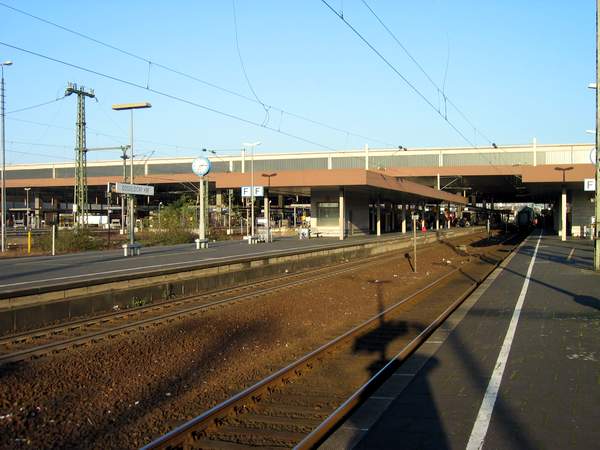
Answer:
142, 232, 522, 450
1, 229, 481, 347
0, 256, 388, 365
1, 232, 481, 365
141, 267, 464, 449
295, 233, 526, 448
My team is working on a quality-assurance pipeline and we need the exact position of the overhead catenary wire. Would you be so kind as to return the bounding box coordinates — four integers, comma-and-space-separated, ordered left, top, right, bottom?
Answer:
0, 1, 393, 147
6, 148, 73, 161
0, 41, 339, 151
321, 0, 521, 189
7, 117, 244, 160
7, 95, 67, 115
320, 0, 477, 148
359, 0, 497, 147
232, 0, 270, 126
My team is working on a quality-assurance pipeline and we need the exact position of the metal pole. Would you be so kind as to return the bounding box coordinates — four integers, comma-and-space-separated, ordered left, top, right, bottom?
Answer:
121, 147, 127, 234
107, 208, 111, 248
158, 203, 162, 231
264, 191, 270, 242
129, 110, 134, 246
52, 224, 56, 256
251, 146, 255, 239
412, 215, 417, 273
596, 0, 600, 270
0, 66, 6, 253
199, 178, 205, 240
228, 189, 232, 235
25, 188, 30, 229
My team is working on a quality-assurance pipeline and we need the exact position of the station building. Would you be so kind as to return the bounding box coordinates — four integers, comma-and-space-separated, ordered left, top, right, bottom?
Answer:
2, 142, 596, 239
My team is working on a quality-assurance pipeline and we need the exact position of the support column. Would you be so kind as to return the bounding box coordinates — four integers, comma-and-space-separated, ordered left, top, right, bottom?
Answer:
227, 189, 232, 235
401, 204, 407, 234
376, 198, 381, 236
339, 188, 345, 240
34, 194, 41, 228
561, 187, 567, 241
436, 204, 440, 230
264, 191, 270, 242
391, 204, 396, 231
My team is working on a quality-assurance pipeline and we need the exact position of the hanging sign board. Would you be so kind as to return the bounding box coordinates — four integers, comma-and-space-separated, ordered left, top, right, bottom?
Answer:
113, 182, 155, 196
584, 178, 596, 191
241, 186, 264, 197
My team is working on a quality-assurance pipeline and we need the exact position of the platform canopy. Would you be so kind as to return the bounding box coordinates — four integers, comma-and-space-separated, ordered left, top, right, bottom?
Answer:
212, 169, 467, 205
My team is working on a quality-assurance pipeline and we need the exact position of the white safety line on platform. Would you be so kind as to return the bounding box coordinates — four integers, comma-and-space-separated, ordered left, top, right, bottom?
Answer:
466, 231, 543, 450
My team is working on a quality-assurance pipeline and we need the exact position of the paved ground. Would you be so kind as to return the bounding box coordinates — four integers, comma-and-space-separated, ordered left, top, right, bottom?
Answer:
0, 231, 431, 295
324, 231, 600, 449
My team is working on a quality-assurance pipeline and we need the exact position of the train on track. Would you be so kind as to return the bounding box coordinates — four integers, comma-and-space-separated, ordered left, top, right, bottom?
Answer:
515, 206, 538, 230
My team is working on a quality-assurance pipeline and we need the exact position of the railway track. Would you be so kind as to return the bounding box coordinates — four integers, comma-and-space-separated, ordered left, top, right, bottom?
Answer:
0, 231, 485, 366
143, 232, 524, 450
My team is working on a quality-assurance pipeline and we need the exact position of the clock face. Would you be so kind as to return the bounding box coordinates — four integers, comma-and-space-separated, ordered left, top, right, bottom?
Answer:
192, 157, 211, 176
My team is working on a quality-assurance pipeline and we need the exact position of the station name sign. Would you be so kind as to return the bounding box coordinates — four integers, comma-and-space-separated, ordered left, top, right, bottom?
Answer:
113, 182, 155, 196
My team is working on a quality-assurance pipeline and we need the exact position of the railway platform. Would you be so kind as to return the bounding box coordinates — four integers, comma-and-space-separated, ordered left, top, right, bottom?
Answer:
324, 231, 599, 449
0, 232, 421, 296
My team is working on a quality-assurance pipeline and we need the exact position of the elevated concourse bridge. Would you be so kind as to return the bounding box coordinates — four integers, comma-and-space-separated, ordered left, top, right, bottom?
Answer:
2, 142, 595, 237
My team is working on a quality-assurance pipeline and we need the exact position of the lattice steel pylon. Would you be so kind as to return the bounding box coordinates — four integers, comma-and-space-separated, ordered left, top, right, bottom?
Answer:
65, 82, 95, 227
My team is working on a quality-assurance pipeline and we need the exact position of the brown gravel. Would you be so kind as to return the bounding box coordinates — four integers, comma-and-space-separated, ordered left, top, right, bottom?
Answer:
0, 232, 495, 449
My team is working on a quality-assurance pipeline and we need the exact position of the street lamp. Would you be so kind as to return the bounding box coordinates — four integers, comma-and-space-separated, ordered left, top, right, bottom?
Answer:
261, 173, 277, 242
112, 102, 152, 253
589, 76, 600, 270
242, 141, 261, 240
24, 187, 30, 229
554, 166, 574, 184
1, 60, 13, 252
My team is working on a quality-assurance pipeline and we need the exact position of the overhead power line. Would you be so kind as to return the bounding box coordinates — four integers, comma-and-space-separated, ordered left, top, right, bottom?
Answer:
7, 117, 245, 158
0, 1, 393, 147
359, 0, 494, 146
7, 95, 66, 114
320, 0, 479, 148
320, 1, 521, 189
232, 0, 270, 126
0, 41, 339, 151
6, 148, 73, 161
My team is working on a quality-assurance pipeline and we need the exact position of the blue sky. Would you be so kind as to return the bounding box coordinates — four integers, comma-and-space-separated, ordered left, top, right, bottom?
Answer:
0, 1, 596, 164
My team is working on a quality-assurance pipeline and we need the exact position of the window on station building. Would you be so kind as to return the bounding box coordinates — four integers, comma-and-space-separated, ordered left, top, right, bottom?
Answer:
317, 202, 339, 227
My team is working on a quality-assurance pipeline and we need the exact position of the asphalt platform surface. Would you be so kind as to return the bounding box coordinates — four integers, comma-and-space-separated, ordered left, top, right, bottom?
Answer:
324, 231, 600, 450
0, 231, 426, 296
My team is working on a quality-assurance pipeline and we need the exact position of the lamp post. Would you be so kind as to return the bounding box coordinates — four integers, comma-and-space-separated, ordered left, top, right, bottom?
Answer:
24, 187, 30, 229
555, 166, 574, 242
112, 102, 152, 250
261, 173, 277, 242
242, 141, 261, 240
1, 60, 12, 252
591, 5, 600, 270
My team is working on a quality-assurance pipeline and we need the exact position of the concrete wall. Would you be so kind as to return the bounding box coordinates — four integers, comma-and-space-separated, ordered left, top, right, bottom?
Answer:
0, 228, 483, 334
570, 189, 595, 238
311, 188, 370, 237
